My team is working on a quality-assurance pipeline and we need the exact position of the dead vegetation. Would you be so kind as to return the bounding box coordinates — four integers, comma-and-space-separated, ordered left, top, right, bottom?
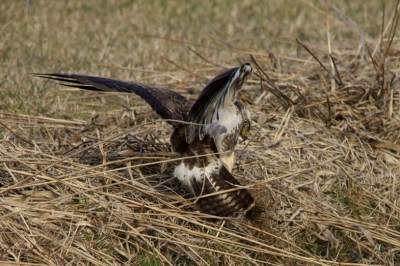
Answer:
1, 0, 400, 265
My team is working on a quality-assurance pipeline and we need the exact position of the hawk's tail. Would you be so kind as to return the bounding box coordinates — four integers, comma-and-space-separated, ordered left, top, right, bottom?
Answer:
191, 166, 254, 217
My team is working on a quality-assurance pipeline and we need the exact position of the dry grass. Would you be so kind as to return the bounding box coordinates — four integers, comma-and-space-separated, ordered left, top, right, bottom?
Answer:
1, 0, 400, 265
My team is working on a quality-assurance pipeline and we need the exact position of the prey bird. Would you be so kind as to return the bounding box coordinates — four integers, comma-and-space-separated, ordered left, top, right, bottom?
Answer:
35, 63, 254, 216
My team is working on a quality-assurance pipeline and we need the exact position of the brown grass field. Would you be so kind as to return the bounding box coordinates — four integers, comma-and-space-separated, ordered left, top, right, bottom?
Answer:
1, 0, 400, 265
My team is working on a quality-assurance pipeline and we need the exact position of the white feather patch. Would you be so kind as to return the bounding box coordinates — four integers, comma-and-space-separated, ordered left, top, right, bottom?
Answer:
220, 151, 236, 172
212, 103, 242, 152
173, 157, 222, 193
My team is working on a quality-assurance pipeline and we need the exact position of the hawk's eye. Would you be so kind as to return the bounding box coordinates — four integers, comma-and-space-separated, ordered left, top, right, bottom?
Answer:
244, 119, 249, 125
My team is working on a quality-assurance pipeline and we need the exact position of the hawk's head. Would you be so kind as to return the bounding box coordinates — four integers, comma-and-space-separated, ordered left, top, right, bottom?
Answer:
235, 102, 251, 141
241, 107, 251, 140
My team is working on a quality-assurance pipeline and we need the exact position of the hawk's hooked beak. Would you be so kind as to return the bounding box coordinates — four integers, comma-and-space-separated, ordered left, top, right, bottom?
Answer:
240, 123, 251, 141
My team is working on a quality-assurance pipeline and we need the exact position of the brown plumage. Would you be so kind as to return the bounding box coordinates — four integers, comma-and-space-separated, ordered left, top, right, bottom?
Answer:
178, 136, 254, 216
34, 63, 254, 216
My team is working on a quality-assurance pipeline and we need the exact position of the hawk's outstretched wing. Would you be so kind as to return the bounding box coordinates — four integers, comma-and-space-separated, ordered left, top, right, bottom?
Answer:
186, 63, 252, 144
34, 73, 193, 127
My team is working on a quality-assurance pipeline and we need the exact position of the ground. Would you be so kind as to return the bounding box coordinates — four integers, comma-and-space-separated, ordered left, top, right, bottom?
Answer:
1, 1, 400, 265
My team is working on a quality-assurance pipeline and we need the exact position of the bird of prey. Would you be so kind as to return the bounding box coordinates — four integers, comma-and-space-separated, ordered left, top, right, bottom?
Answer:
35, 63, 255, 216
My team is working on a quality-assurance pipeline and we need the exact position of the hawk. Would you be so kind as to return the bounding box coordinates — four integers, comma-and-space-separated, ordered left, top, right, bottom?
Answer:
35, 63, 255, 216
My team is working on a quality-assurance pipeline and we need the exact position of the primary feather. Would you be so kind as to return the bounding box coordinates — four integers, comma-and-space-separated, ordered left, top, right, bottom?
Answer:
34, 73, 193, 127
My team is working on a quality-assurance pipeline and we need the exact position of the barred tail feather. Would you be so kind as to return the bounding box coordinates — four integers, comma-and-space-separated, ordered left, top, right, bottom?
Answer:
190, 166, 254, 217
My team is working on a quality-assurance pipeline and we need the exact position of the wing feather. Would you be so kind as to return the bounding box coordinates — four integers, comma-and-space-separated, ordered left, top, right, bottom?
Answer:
34, 73, 193, 126
186, 63, 252, 143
